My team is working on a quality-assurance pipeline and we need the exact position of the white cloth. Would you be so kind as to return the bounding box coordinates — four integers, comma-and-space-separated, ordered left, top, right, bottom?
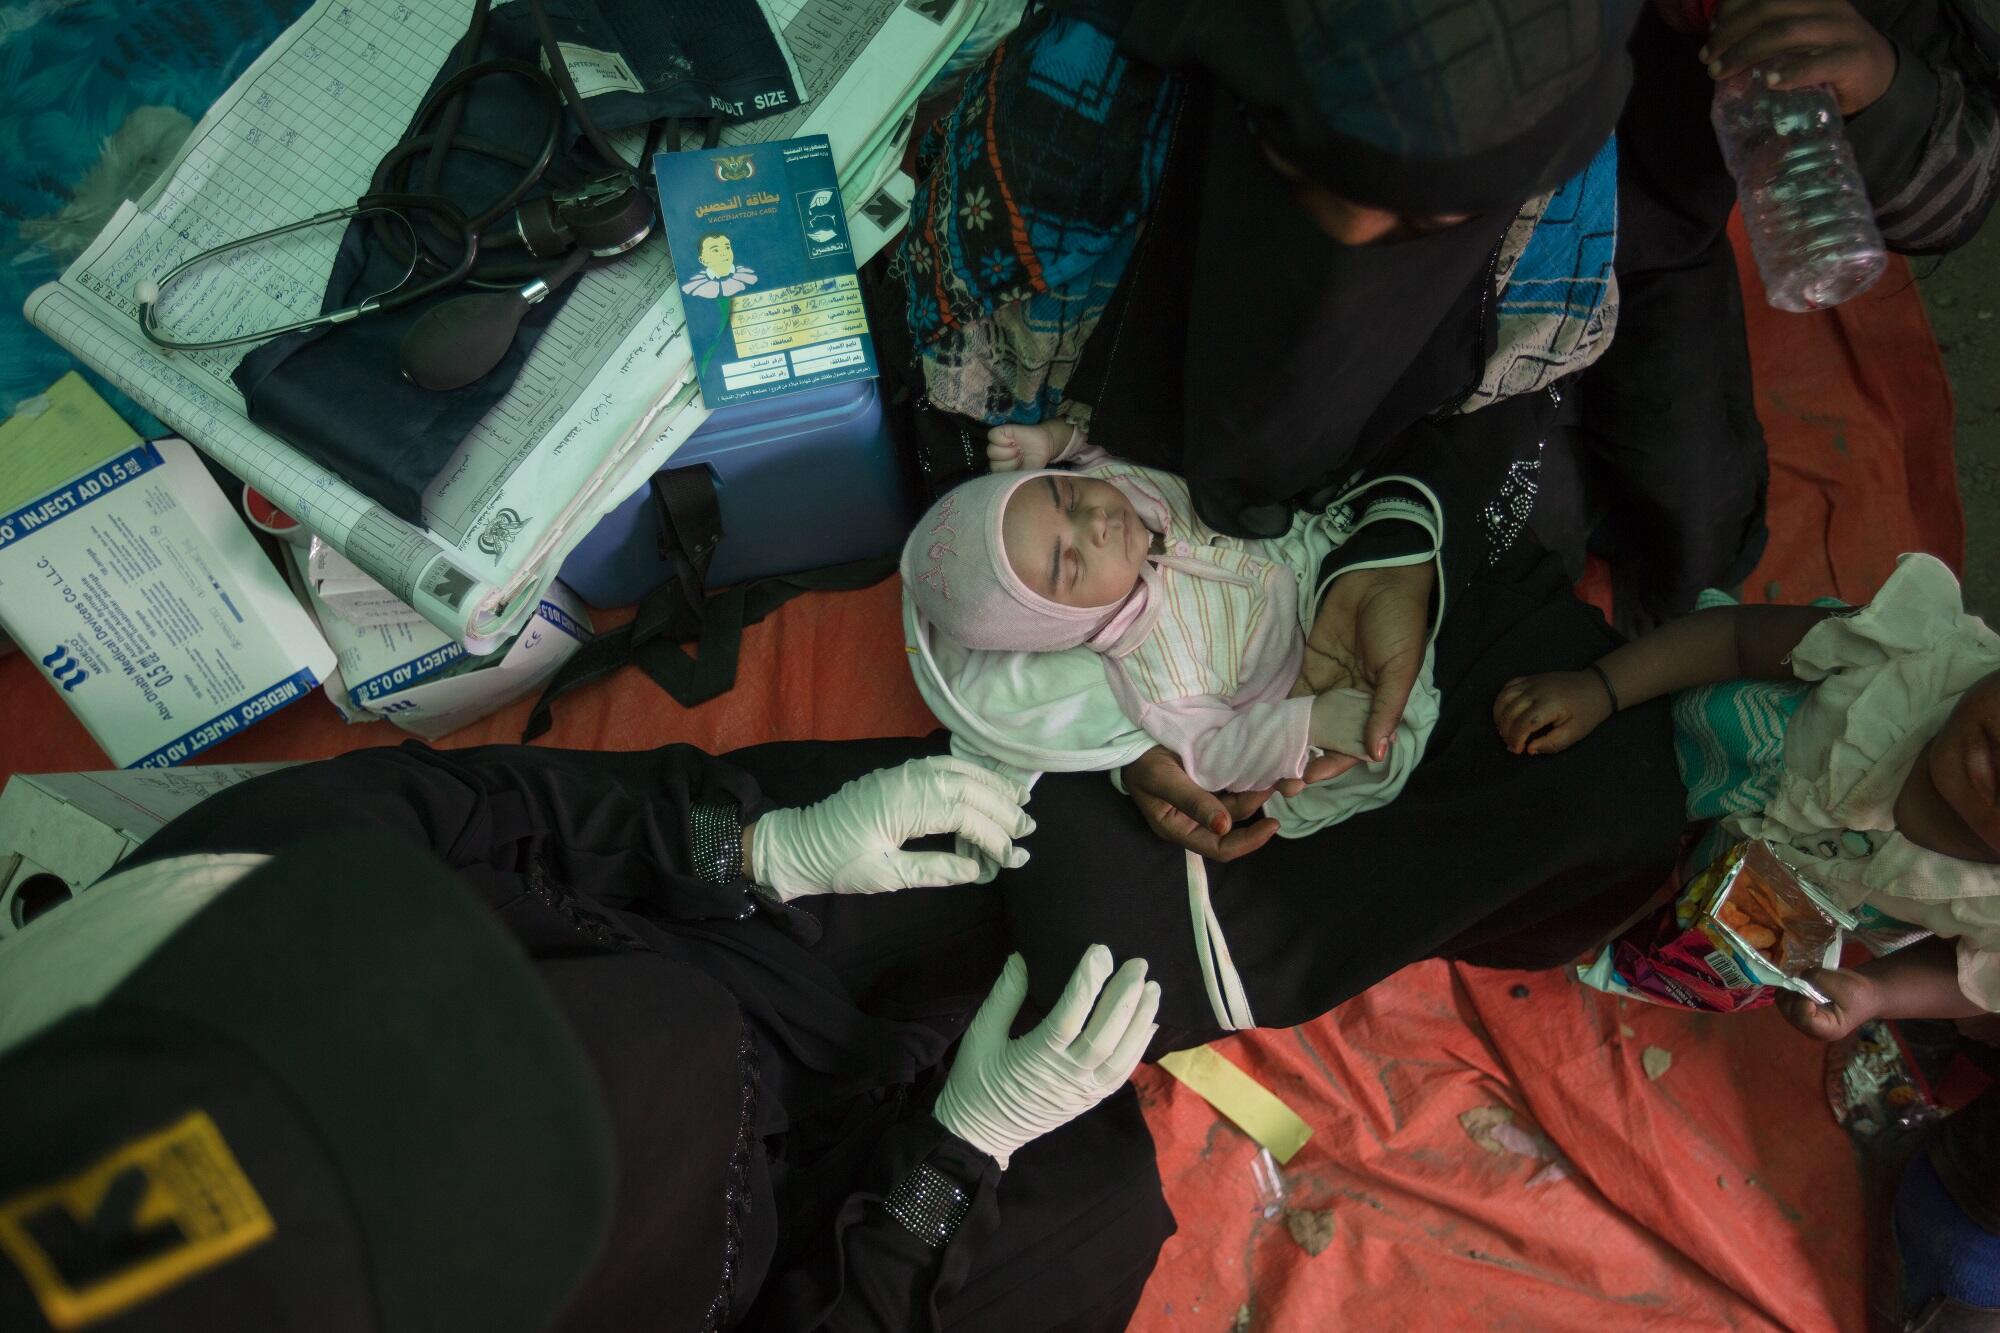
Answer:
1723, 554, 2000, 1008
680, 265, 758, 298
0, 853, 266, 1054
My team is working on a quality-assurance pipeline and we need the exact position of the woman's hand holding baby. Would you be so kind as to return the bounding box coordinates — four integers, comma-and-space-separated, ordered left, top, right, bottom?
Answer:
987, 421, 1073, 473
1122, 747, 1286, 861
1493, 670, 1615, 755
1299, 562, 1433, 763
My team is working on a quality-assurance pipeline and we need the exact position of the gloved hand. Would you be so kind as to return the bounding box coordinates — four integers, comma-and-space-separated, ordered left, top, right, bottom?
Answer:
933, 945, 1160, 1168
749, 756, 1033, 900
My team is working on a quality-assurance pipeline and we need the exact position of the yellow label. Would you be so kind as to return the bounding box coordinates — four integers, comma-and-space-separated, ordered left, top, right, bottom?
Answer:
1157, 1044, 1314, 1164
0, 1110, 275, 1329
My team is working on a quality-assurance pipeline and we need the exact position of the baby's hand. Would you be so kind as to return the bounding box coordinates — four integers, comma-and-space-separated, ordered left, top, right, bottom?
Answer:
987, 422, 1063, 473
1309, 686, 1373, 761
1775, 967, 1881, 1042
1493, 671, 1612, 755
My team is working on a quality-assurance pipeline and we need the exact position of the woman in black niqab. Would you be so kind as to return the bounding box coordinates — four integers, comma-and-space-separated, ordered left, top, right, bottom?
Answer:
1061, 0, 1637, 537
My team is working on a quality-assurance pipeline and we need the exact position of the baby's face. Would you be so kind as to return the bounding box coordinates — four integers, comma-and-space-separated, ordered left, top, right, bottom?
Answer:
1001, 473, 1148, 610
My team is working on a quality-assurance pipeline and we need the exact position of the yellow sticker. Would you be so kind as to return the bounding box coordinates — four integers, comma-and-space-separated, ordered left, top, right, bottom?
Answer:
0, 1110, 275, 1329
1158, 1043, 1314, 1164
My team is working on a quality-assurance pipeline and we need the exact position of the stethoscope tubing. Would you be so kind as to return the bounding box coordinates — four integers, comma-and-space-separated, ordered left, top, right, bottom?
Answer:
137, 195, 478, 353
136, 44, 575, 354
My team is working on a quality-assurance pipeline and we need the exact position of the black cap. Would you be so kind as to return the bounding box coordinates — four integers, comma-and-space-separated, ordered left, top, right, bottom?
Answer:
0, 837, 614, 1332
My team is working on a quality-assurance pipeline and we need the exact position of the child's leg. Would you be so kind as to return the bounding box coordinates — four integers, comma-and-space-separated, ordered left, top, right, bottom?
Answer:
1893, 1085, 2000, 1318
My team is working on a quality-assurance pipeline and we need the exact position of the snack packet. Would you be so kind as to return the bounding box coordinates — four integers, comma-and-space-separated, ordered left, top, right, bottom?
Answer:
1825, 1020, 1944, 1141
1579, 840, 1853, 1012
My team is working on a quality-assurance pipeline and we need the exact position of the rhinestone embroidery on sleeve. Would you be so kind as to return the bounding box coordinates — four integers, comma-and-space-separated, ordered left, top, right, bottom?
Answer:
882, 1162, 974, 1248
1481, 448, 1542, 565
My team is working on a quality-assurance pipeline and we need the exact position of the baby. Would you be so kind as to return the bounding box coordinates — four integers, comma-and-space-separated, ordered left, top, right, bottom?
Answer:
1494, 554, 2000, 1037
902, 418, 1441, 834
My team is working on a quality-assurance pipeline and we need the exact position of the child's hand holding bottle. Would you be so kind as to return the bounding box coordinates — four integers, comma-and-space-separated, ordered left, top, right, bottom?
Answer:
1493, 669, 1617, 755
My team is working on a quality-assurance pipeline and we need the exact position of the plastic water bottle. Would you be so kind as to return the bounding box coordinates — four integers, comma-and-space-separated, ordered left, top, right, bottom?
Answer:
1711, 71, 1887, 312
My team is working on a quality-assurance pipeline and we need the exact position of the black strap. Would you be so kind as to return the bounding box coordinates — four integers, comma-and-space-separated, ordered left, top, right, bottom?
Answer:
653, 463, 724, 587
523, 555, 894, 739
524, 460, 891, 740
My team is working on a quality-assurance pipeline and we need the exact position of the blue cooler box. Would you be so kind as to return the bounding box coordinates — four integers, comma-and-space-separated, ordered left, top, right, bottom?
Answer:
561, 380, 914, 607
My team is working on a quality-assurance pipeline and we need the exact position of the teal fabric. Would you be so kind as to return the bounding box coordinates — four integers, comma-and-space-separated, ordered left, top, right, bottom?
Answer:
1671, 589, 1818, 823
1671, 589, 1848, 867
1670, 589, 1925, 945
1, 0, 309, 425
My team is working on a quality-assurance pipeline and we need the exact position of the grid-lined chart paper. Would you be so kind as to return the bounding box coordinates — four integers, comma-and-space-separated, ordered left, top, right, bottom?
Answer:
32, 0, 693, 648
68, 2, 463, 407
30, 0, 975, 649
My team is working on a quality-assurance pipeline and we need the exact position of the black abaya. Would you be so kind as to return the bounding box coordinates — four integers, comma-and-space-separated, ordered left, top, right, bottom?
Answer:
130, 739, 1172, 1332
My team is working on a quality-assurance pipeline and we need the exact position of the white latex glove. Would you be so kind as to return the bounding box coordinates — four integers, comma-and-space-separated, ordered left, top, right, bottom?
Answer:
933, 945, 1160, 1168
749, 756, 1033, 900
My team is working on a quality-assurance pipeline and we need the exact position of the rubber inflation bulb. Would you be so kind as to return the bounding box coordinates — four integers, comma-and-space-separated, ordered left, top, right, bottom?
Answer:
398, 290, 532, 392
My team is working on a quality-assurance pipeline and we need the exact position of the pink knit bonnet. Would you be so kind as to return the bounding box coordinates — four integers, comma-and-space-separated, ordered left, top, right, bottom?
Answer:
901, 468, 1165, 654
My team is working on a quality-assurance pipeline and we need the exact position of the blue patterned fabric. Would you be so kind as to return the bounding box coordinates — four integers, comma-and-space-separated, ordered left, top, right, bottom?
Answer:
1672, 589, 1818, 822
1497, 136, 1618, 338
0, 0, 308, 426
1672, 588, 1850, 867
1463, 132, 1620, 409
899, 14, 1175, 422
902, 10, 1624, 426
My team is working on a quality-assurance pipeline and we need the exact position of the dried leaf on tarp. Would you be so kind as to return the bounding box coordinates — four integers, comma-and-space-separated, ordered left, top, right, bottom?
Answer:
1460, 1105, 1572, 1185
1285, 1207, 1336, 1256
1460, 1105, 1518, 1155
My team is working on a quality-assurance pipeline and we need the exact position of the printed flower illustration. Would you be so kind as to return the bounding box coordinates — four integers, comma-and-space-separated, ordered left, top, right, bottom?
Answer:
959, 186, 993, 231
911, 294, 941, 334
978, 250, 1015, 286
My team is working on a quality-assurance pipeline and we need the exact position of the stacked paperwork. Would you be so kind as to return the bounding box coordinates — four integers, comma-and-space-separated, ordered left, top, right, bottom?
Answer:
26, 0, 976, 651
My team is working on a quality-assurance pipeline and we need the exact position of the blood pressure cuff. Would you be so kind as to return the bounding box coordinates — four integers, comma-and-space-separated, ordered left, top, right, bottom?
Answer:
233, 12, 597, 525
233, 224, 575, 526
510, 0, 805, 130
231, 0, 800, 525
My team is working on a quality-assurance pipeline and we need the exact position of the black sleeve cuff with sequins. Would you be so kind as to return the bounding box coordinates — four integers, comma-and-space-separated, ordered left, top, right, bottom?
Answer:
882, 1161, 976, 1247
689, 800, 750, 890
877, 1122, 997, 1250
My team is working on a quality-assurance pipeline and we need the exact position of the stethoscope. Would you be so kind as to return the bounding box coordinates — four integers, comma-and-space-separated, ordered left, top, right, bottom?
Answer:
135, 0, 661, 392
